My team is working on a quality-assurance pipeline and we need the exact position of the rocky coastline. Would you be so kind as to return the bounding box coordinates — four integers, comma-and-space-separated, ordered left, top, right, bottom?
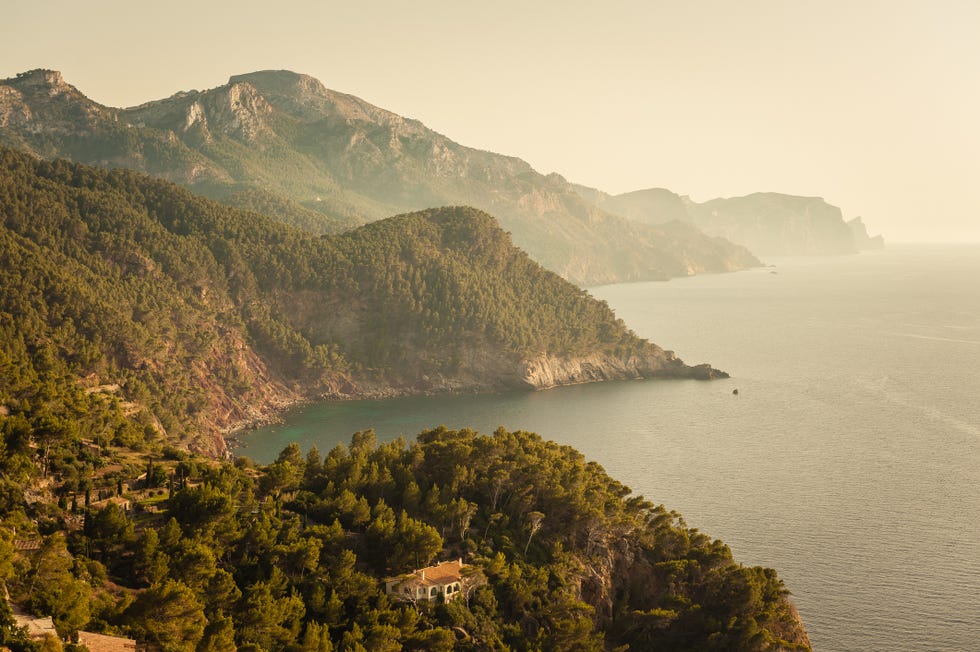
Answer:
219, 345, 728, 454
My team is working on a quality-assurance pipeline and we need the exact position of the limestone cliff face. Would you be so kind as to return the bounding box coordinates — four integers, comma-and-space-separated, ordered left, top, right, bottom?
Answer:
0, 69, 112, 135
0, 86, 32, 128
124, 81, 275, 144
519, 347, 726, 389
298, 346, 723, 409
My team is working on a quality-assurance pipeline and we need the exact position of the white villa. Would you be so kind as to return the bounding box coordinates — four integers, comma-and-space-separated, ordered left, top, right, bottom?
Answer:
384, 559, 465, 603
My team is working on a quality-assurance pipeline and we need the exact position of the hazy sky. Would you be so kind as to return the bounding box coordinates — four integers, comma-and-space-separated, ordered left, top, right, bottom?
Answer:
4, 1, 979, 242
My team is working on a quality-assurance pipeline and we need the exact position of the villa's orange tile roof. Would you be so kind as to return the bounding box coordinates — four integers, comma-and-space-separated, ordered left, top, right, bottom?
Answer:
387, 559, 464, 586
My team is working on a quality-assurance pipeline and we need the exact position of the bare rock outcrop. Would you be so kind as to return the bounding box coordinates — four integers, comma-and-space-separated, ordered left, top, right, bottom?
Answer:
520, 348, 727, 389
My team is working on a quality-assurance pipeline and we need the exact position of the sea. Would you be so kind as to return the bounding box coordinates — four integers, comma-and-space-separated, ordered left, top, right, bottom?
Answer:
238, 244, 980, 652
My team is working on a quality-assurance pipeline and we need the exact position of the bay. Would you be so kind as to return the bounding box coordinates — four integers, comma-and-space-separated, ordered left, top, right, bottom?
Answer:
239, 244, 980, 651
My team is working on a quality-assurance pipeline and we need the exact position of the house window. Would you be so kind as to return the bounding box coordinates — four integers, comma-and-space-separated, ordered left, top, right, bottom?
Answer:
430, 587, 437, 597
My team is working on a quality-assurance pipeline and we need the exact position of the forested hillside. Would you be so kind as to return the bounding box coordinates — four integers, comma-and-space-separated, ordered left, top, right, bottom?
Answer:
0, 426, 811, 651
0, 148, 716, 455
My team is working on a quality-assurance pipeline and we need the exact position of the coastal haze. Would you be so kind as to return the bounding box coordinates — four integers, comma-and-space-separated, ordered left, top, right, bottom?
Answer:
3, 1, 978, 649
4, 1, 980, 244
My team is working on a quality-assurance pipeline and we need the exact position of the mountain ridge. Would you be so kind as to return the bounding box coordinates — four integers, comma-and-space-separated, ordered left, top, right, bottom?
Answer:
0, 68, 760, 285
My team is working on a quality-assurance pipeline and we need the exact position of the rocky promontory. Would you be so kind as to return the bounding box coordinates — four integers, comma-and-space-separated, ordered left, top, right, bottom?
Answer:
519, 349, 726, 389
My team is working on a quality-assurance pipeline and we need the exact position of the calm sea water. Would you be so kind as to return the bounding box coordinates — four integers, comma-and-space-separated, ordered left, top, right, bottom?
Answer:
239, 245, 980, 652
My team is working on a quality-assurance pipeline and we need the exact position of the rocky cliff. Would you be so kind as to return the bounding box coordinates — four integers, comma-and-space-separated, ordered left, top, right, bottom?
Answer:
284, 347, 724, 407
520, 349, 725, 389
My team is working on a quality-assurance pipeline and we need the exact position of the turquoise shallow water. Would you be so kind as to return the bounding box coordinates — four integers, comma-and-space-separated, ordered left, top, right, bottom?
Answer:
239, 245, 980, 651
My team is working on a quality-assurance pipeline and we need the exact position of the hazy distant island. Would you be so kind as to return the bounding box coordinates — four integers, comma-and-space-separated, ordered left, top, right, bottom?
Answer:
575, 185, 885, 256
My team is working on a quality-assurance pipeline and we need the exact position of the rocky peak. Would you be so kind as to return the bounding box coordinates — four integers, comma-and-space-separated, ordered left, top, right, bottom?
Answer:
229, 69, 329, 101
0, 69, 109, 132
228, 69, 421, 134
228, 69, 339, 120
8, 69, 70, 95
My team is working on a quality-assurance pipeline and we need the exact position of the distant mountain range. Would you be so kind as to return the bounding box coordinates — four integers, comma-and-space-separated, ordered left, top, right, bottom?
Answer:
576, 185, 884, 256
0, 69, 761, 285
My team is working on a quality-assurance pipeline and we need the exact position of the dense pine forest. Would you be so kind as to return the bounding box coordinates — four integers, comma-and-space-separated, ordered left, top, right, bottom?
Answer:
0, 425, 810, 651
